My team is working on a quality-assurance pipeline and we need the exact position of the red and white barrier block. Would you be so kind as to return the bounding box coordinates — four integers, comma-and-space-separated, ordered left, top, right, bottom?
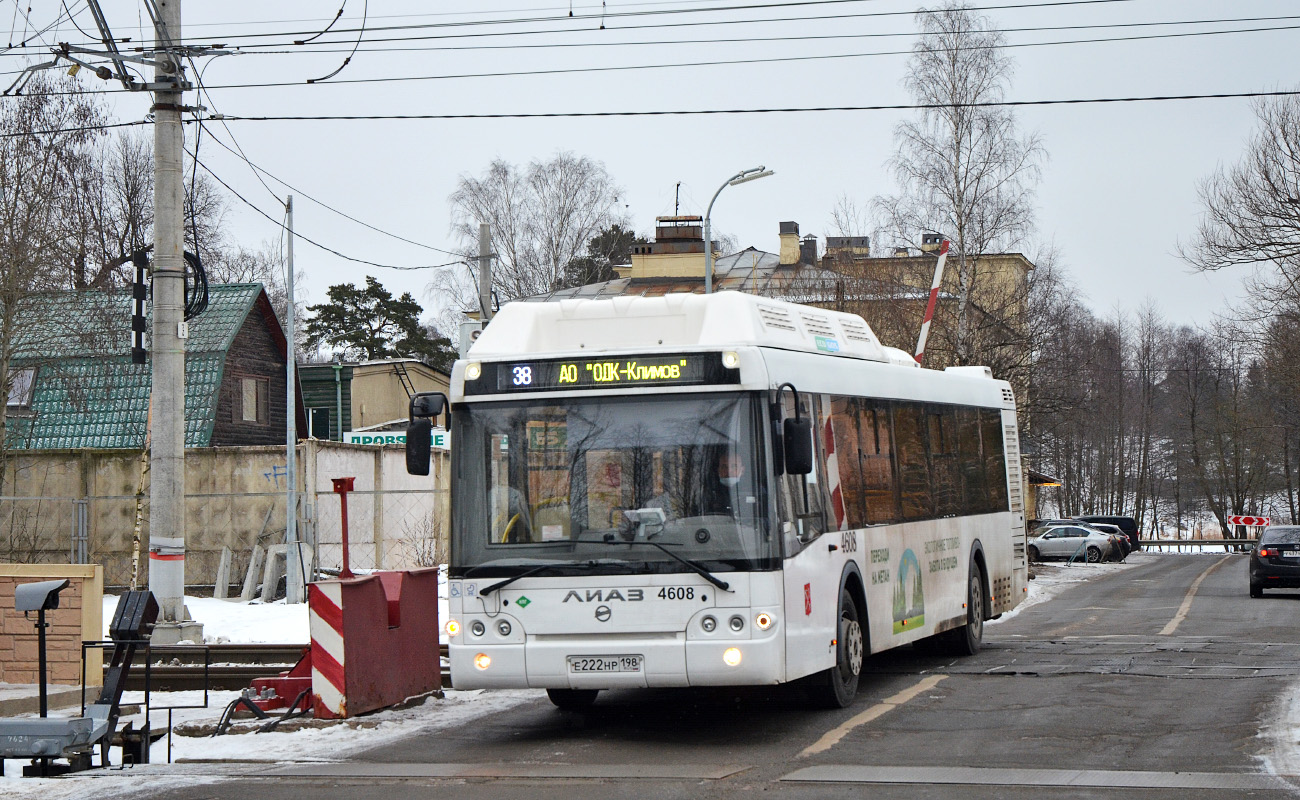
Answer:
308, 569, 441, 719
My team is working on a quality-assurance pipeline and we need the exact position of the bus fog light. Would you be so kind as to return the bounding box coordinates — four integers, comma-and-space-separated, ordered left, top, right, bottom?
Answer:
446, 619, 461, 637
470, 620, 485, 637
465, 362, 482, 380
723, 647, 742, 666
755, 613, 774, 630
729, 615, 745, 632
722, 351, 740, 369
474, 653, 492, 670
701, 615, 717, 632
497, 620, 512, 636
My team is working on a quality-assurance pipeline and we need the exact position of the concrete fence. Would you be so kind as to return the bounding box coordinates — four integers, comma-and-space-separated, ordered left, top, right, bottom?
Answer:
0, 441, 449, 589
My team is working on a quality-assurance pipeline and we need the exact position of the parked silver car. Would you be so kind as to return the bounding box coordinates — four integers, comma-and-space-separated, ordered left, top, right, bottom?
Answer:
1088, 522, 1130, 560
1027, 525, 1115, 563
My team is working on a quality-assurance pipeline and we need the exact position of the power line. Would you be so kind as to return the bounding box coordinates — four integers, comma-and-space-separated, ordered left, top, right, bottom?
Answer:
180, 43, 466, 259
59, 22, 1300, 94
192, 155, 466, 273
197, 123, 465, 257
208, 14, 1300, 56
5, 87, 1297, 139
14, 18, 1295, 95
306, 0, 367, 84
148, 0, 730, 31
55, 0, 1147, 53
202, 24, 1300, 91
216, 89, 1300, 122
0, 118, 149, 138
119, 0, 956, 44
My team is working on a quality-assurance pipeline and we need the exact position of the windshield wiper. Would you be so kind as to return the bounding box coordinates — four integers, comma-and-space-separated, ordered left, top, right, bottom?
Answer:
476, 560, 616, 596
593, 538, 731, 592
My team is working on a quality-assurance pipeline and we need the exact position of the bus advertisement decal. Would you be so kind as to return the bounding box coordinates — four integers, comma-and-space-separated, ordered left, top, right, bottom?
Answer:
892, 549, 925, 634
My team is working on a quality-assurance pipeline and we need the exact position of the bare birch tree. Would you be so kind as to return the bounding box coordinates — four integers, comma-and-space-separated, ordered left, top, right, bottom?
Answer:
435, 152, 626, 323
0, 74, 109, 492
874, 2, 1044, 364
1182, 93, 1300, 315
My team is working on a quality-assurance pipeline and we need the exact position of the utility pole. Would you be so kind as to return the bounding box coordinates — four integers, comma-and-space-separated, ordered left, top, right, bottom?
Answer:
478, 223, 493, 322
460, 223, 492, 358
285, 196, 304, 604
148, 0, 199, 639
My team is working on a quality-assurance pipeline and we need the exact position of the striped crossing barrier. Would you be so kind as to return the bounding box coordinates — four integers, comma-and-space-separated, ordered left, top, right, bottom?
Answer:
307, 569, 442, 720
308, 581, 347, 718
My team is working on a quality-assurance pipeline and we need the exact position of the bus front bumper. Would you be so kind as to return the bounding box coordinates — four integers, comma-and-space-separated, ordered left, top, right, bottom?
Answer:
448, 632, 785, 690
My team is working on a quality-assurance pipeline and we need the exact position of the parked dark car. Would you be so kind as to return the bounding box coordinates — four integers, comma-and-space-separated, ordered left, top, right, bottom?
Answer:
1249, 526, 1300, 597
1076, 515, 1140, 552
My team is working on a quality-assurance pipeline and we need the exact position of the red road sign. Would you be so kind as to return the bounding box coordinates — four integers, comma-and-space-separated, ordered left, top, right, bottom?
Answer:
1227, 515, 1270, 526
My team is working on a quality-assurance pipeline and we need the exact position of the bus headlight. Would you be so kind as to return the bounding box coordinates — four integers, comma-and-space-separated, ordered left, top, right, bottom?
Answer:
465, 362, 482, 380
701, 615, 717, 632
470, 620, 485, 637
729, 615, 745, 632
722, 351, 740, 369
755, 613, 774, 631
474, 653, 492, 670
723, 648, 742, 667
497, 620, 512, 636
446, 619, 461, 637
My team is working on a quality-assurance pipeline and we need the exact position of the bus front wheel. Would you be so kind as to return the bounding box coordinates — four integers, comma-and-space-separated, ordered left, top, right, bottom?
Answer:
810, 587, 864, 709
547, 688, 599, 711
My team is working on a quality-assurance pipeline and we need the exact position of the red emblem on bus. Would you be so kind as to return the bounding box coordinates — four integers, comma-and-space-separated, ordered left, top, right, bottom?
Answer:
804, 583, 812, 616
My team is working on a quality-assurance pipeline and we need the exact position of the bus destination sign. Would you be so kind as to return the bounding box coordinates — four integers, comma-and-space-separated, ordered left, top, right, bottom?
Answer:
465, 353, 738, 395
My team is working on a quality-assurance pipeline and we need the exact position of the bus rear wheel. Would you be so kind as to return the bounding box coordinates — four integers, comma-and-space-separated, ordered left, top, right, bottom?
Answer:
941, 563, 985, 656
547, 688, 599, 710
810, 587, 863, 709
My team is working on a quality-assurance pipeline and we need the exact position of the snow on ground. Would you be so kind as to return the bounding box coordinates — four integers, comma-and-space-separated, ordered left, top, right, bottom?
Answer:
99, 565, 451, 644
3, 555, 1158, 794
1, 688, 540, 799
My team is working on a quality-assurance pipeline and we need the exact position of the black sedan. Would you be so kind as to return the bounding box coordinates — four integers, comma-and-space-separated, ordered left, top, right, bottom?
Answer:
1249, 526, 1300, 597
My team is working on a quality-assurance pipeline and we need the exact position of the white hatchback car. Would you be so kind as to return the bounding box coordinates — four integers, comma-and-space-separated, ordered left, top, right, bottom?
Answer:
1027, 525, 1115, 563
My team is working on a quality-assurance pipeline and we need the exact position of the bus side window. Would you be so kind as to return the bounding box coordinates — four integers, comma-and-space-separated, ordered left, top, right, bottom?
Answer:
778, 393, 827, 552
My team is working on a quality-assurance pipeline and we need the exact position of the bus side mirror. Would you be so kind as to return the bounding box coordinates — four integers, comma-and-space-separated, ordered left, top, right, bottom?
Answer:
783, 417, 814, 475
411, 392, 447, 420
407, 417, 433, 476
406, 392, 448, 476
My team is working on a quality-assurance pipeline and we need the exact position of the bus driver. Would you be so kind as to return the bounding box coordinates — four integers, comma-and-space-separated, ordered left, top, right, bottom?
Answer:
701, 450, 745, 516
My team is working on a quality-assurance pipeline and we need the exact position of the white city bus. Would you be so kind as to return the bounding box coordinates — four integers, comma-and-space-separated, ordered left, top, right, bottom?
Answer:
406, 291, 1026, 709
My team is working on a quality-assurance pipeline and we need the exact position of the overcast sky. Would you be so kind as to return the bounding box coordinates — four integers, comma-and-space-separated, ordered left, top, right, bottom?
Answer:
53, 1, 1300, 329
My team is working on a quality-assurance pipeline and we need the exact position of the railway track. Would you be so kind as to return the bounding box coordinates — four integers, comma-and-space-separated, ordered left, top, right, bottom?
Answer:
115, 643, 452, 692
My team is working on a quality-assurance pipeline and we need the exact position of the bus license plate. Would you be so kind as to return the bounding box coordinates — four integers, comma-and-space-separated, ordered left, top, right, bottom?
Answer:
567, 655, 642, 673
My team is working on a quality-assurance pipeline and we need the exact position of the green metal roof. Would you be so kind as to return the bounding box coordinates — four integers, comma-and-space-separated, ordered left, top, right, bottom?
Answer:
10, 284, 271, 449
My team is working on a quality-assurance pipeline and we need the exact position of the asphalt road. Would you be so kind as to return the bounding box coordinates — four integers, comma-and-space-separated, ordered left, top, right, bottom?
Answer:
128, 553, 1300, 798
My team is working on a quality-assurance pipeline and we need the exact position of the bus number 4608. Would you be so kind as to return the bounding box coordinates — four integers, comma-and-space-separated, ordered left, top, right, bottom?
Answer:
659, 587, 695, 600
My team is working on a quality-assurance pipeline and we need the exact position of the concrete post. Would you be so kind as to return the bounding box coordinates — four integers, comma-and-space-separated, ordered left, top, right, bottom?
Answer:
148, 0, 192, 630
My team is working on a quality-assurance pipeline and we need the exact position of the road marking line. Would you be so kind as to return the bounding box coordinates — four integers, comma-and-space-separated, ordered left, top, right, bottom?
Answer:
1159, 555, 1233, 636
799, 675, 946, 758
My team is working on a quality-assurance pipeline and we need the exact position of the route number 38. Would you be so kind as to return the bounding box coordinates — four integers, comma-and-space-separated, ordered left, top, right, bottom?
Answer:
512, 366, 533, 386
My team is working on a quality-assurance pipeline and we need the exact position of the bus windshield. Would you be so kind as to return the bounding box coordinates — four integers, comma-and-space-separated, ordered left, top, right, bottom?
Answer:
451, 392, 776, 576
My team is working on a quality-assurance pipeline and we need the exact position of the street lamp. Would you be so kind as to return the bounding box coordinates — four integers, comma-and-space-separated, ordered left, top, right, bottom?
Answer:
704, 166, 775, 294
